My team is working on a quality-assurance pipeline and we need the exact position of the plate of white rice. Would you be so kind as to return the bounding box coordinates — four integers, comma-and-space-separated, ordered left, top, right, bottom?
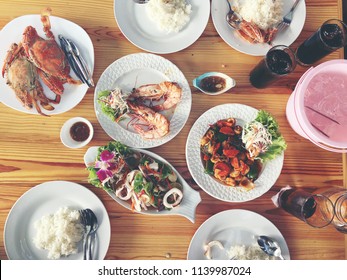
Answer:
114, 0, 210, 54
4, 181, 111, 260
211, 0, 306, 56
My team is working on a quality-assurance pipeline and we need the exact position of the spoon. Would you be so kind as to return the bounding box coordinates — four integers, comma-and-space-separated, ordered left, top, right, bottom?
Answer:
257, 235, 285, 260
133, 0, 150, 3
86, 209, 99, 260
225, 0, 242, 29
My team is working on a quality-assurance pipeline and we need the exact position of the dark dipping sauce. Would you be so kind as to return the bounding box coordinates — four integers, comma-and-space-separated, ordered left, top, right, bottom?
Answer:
70, 121, 90, 142
200, 76, 226, 93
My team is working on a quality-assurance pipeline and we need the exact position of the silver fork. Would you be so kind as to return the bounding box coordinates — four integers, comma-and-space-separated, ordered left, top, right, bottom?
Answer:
79, 209, 94, 260
276, 0, 302, 33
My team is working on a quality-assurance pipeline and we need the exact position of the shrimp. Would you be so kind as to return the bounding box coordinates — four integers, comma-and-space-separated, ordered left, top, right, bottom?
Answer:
130, 81, 182, 111
127, 101, 170, 139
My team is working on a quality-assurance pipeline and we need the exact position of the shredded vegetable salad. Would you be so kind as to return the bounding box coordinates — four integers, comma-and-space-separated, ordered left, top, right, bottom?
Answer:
97, 88, 129, 122
242, 110, 287, 162
87, 141, 183, 212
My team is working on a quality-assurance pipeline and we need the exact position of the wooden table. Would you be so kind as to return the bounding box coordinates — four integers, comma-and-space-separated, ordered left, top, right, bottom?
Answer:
0, 0, 346, 260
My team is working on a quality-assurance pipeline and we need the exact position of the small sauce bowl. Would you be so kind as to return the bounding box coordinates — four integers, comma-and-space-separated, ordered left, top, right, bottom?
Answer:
60, 117, 94, 149
193, 72, 236, 95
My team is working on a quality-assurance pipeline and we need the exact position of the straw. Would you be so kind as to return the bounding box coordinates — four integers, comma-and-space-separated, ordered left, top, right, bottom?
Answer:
305, 106, 340, 124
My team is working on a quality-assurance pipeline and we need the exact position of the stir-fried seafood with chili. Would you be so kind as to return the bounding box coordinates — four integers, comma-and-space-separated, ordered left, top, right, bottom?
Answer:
87, 141, 184, 212
97, 81, 182, 139
200, 118, 262, 190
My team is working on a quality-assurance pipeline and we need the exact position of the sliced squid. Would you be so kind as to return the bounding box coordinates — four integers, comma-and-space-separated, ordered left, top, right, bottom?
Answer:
163, 188, 183, 209
204, 240, 225, 260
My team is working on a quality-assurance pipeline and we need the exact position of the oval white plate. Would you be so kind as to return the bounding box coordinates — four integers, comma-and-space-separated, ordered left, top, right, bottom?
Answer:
187, 209, 290, 260
94, 53, 192, 149
4, 181, 110, 260
0, 15, 94, 115
84, 146, 201, 223
114, 0, 210, 54
211, 0, 306, 56
186, 103, 284, 202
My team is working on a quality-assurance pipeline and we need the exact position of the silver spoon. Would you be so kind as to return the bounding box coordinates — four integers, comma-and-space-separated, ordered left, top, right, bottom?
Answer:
86, 209, 99, 260
133, 0, 150, 3
225, 0, 242, 29
257, 235, 285, 260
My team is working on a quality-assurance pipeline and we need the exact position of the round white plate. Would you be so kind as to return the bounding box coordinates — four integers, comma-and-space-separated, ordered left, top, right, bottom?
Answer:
114, 0, 210, 54
4, 181, 110, 260
84, 146, 201, 223
211, 0, 306, 56
94, 53, 192, 148
187, 209, 290, 260
186, 103, 284, 202
0, 15, 94, 115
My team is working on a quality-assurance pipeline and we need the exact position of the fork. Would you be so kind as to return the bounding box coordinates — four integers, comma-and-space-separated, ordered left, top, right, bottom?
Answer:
276, 0, 302, 33
79, 209, 94, 260
86, 209, 99, 260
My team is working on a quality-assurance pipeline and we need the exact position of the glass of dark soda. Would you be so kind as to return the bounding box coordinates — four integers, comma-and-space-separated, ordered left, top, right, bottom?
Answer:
278, 188, 334, 228
296, 19, 347, 66
249, 45, 296, 89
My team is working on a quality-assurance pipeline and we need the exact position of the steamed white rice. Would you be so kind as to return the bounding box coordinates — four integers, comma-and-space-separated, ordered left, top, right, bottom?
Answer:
146, 0, 192, 33
234, 0, 283, 30
33, 207, 84, 259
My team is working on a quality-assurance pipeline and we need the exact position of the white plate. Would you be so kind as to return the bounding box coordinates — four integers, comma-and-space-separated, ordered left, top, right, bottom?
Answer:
84, 146, 201, 223
0, 15, 94, 115
186, 103, 284, 202
211, 0, 306, 56
114, 0, 210, 54
4, 181, 110, 260
94, 53, 192, 148
187, 209, 290, 260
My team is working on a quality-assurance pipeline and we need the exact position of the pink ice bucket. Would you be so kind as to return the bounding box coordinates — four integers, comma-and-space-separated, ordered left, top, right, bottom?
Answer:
286, 59, 347, 153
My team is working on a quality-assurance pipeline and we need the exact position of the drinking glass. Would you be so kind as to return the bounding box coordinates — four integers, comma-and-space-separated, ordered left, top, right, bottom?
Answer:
278, 188, 334, 228
296, 19, 347, 66
249, 45, 296, 89
320, 187, 347, 233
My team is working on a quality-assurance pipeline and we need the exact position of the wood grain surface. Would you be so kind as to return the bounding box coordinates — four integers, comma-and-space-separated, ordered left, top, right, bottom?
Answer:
0, 0, 346, 260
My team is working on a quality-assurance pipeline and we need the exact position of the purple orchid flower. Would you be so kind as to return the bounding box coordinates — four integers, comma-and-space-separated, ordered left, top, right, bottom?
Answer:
95, 150, 116, 183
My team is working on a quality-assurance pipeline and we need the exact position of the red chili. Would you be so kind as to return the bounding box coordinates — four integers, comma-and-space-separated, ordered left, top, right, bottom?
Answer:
219, 126, 234, 135
223, 148, 239, 158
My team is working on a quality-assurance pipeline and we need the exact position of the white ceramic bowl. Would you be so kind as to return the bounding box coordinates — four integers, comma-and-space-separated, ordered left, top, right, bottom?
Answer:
60, 117, 94, 149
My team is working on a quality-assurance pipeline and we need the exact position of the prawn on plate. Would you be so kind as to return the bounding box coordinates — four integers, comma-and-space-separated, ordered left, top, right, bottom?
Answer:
97, 81, 182, 140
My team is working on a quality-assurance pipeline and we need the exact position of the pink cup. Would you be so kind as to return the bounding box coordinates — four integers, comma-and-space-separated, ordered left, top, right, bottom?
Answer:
286, 59, 347, 153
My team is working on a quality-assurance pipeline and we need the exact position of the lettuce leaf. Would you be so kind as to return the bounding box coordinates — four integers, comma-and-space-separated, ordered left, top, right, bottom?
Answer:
254, 110, 287, 162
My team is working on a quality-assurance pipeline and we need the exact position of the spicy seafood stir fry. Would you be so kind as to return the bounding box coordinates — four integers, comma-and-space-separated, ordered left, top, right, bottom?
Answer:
97, 81, 182, 140
200, 118, 262, 190
200, 110, 287, 190
87, 141, 183, 212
